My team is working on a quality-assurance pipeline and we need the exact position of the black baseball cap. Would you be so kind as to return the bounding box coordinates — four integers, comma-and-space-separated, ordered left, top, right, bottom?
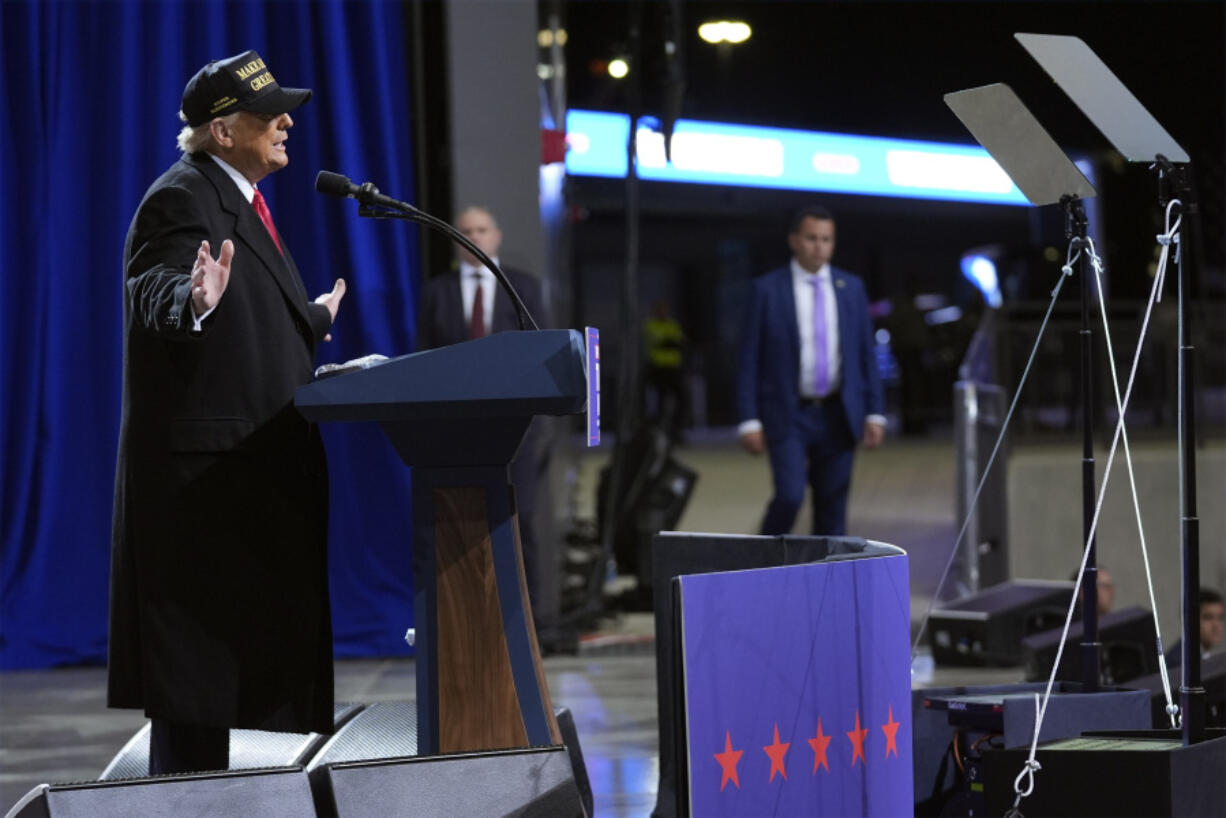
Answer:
181, 50, 311, 127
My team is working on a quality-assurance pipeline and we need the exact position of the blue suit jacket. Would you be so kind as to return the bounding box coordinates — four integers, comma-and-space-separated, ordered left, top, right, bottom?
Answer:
736, 264, 884, 441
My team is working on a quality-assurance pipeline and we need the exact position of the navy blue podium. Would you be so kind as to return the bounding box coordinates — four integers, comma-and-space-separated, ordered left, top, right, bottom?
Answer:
296, 329, 588, 756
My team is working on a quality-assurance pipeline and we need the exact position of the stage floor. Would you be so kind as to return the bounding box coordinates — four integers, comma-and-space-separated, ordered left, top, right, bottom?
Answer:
1, 638, 1027, 816
9, 433, 1205, 815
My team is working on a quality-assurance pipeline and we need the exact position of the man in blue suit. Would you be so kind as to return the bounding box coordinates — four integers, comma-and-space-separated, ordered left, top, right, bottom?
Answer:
736, 206, 885, 536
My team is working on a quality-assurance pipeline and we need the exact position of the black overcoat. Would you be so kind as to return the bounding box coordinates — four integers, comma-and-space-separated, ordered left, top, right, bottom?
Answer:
108, 152, 334, 734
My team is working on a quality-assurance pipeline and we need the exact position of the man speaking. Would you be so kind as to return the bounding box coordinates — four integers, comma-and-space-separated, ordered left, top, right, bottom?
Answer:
108, 51, 345, 775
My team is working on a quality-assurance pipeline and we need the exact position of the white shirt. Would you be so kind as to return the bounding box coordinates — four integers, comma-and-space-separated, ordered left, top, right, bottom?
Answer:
460, 258, 498, 332
792, 259, 840, 398
188, 154, 259, 331
209, 153, 256, 204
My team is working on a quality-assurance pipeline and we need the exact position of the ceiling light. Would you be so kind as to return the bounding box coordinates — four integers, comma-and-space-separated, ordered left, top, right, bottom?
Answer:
698, 21, 752, 45
537, 28, 568, 48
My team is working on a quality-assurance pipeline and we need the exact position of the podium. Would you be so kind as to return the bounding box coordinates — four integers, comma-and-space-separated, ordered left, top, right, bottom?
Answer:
295, 329, 589, 756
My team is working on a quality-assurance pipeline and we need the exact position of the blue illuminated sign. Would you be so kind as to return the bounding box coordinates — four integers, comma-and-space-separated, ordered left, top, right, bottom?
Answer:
565, 109, 1028, 206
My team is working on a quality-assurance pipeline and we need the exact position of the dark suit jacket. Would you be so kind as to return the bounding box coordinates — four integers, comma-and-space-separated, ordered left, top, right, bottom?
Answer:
416, 265, 548, 584
108, 152, 335, 734
417, 265, 546, 350
736, 264, 884, 442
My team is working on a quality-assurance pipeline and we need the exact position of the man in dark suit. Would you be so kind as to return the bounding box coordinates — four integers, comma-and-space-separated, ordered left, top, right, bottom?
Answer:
417, 206, 550, 620
736, 206, 885, 536
109, 51, 346, 775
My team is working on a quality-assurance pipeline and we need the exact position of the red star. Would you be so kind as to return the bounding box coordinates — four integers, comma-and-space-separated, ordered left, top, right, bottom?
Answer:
847, 711, 868, 766
763, 723, 790, 782
881, 705, 901, 759
808, 718, 832, 773
714, 731, 744, 791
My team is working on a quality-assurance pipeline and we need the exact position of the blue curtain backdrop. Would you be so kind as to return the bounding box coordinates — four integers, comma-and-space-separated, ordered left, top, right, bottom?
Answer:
1, 0, 422, 669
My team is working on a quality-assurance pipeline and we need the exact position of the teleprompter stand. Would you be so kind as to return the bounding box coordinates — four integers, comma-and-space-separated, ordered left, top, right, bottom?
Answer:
947, 32, 1223, 817
296, 329, 589, 756
945, 81, 1107, 690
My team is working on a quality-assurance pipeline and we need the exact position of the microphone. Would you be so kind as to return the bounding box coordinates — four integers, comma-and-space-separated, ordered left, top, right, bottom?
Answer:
315, 170, 402, 209
315, 170, 359, 199
315, 170, 539, 331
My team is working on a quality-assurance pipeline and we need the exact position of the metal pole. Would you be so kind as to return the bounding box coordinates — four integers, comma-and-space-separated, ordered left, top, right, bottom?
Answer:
1065, 197, 1101, 692
1175, 180, 1204, 746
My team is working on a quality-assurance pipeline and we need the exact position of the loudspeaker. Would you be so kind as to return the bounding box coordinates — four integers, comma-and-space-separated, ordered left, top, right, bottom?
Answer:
1128, 651, 1226, 729
89, 701, 590, 818
598, 424, 697, 587
928, 579, 1075, 666
320, 746, 584, 818
5, 767, 313, 818
1021, 605, 1159, 684
99, 702, 365, 780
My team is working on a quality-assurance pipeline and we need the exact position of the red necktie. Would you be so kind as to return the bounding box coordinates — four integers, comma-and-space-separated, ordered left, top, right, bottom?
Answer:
251, 189, 283, 254
470, 275, 486, 338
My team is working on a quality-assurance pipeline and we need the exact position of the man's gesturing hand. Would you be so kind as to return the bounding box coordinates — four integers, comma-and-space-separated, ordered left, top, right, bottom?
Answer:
191, 239, 234, 316
314, 278, 347, 342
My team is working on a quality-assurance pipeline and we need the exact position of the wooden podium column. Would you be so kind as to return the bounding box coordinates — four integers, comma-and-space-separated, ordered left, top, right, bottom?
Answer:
413, 466, 561, 755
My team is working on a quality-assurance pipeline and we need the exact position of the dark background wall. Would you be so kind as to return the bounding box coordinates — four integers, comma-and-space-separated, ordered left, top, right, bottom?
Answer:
556, 0, 1225, 430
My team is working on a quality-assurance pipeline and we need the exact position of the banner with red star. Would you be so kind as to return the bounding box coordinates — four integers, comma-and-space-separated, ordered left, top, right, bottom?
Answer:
679, 553, 912, 816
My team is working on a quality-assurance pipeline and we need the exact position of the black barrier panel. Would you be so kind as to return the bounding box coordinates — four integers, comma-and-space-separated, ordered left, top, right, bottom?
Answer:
6, 767, 314, 818
321, 745, 583, 818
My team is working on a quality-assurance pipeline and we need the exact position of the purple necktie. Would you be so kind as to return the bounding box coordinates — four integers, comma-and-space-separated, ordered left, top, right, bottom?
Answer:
812, 276, 829, 395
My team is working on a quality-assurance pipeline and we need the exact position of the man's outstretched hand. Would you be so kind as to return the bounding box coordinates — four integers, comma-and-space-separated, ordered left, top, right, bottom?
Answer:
191, 239, 234, 316
315, 278, 347, 341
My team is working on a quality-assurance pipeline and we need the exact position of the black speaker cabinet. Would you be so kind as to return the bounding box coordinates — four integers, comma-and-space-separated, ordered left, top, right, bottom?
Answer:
929, 579, 1075, 666
320, 745, 584, 818
99, 702, 365, 780
93, 701, 592, 818
1021, 605, 1159, 684
1127, 652, 1226, 729
6, 767, 314, 818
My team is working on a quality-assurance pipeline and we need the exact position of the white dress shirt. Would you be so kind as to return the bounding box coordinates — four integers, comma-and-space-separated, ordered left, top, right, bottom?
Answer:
792, 259, 840, 398
459, 258, 498, 332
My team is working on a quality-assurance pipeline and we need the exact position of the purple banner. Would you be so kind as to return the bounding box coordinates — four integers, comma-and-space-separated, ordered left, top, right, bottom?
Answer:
680, 555, 912, 817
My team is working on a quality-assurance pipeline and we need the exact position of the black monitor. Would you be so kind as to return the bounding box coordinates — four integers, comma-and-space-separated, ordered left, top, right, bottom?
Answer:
1021, 605, 1159, 684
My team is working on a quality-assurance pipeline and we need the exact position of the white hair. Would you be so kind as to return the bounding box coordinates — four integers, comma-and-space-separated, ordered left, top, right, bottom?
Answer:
175, 110, 239, 154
